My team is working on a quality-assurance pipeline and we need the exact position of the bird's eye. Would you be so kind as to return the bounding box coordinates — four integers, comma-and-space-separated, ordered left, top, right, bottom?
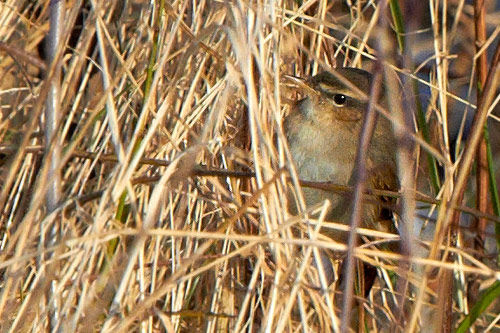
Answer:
332, 94, 347, 106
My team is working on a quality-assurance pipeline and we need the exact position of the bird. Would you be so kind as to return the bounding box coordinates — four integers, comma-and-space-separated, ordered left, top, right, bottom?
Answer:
283, 68, 399, 293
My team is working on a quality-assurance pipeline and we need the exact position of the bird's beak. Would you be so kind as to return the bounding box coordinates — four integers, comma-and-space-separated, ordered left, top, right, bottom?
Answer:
282, 74, 319, 97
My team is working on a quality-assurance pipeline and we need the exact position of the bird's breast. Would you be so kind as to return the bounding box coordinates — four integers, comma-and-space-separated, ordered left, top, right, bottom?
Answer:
287, 123, 355, 185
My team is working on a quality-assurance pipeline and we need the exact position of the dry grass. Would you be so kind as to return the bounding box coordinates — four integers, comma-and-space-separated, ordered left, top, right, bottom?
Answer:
0, 0, 500, 332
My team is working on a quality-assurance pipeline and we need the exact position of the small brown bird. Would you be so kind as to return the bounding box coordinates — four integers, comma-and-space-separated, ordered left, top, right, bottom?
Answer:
284, 68, 399, 300
284, 68, 398, 243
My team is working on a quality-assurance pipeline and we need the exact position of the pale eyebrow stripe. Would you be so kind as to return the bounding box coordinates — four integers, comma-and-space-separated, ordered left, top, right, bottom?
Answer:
317, 83, 363, 99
